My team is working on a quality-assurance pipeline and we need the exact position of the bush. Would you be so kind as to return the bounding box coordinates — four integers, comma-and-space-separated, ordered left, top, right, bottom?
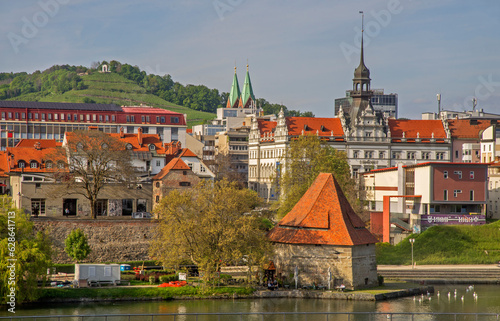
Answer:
378, 275, 384, 286
159, 274, 178, 283
149, 276, 156, 285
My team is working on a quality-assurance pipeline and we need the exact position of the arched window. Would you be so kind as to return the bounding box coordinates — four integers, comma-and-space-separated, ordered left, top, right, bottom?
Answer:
126, 143, 133, 150
30, 161, 38, 168
57, 161, 65, 169
18, 160, 26, 168
149, 144, 156, 151
45, 160, 53, 169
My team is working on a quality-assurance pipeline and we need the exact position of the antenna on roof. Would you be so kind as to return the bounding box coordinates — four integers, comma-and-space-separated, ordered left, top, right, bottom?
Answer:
436, 94, 441, 116
472, 97, 477, 111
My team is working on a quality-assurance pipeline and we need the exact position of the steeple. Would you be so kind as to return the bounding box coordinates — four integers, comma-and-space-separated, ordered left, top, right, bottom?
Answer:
240, 64, 256, 108
349, 11, 373, 122
226, 66, 241, 108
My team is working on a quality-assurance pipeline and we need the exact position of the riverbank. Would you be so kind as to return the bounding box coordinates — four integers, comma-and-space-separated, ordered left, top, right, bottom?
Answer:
36, 282, 432, 303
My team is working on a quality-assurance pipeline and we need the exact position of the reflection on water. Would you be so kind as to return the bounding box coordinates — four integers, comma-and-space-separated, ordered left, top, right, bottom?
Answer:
2, 284, 499, 320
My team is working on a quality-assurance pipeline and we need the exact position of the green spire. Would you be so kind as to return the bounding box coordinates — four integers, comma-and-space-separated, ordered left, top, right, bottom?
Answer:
240, 64, 255, 108
227, 66, 241, 108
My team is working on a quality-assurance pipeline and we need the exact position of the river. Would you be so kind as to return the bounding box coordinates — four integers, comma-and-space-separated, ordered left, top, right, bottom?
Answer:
2, 284, 500, 320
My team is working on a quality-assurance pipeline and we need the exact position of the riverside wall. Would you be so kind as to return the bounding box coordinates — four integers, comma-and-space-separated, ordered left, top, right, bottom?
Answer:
33, 219, 157, 263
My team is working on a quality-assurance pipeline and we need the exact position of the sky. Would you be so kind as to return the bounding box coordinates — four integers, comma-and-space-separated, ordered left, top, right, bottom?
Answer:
1, 0, 500, 120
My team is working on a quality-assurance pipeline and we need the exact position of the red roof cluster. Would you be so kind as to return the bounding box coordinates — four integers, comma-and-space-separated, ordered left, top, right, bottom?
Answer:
447, 119, 493, 139
268, 173, 377, 246
153, 158, 190, 180
388, 119, 446, 141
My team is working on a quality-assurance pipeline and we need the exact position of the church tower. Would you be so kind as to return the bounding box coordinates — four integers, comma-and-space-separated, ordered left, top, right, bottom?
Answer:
226, 66, 241, 108
349, 12, 373, 122
239, 64, 256, 109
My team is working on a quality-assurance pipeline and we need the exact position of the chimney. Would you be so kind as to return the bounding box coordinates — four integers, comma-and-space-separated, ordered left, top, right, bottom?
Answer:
137, 127, 143, 146
120, 127, 125, 138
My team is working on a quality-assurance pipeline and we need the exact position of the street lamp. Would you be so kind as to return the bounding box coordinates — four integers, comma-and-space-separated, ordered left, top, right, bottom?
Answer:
409, 238, 415, 269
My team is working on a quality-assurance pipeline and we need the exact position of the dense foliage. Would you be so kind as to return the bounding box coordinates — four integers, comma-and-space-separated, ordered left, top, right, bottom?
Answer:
64, 228, 91, 262
376, 220, 500, 265
0, 197, 52, 304
275, 135, 362, 219
150, 179, 271, 283
0, 65, 87, 100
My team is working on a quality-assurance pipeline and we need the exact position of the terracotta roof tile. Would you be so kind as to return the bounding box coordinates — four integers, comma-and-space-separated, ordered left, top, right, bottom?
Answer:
267, 173, 378, 246
286, 117, 344, 136
178, 148, 198, 157
15, 139, 61, 148
152, 157, 190, 180
447, 119, 492, 139
388, 119, 446, 140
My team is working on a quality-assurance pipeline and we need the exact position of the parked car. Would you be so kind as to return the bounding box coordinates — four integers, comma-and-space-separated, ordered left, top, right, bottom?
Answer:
132, 212, 152, 219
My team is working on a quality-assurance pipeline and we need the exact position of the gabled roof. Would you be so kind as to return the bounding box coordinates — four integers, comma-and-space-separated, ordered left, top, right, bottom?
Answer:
0, 152, 9, 178
152, 157, 190, 180
388, 119, 446, 141
267, 173, 377, 246
447, 119, 492, 139
178, 148, 198, 158
286, 117, 344, 137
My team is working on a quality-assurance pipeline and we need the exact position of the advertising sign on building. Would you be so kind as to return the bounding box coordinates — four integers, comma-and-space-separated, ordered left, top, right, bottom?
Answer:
421, 214, 485, 227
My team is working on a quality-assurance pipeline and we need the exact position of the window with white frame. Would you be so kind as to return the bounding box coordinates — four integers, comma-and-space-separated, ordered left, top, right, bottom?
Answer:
470, 190, 474, 201
454, 171, 462, 179
443, 190, 448, 200
470, 171, 474, 179
454, 189, 462, 197
444, 171, 448, 179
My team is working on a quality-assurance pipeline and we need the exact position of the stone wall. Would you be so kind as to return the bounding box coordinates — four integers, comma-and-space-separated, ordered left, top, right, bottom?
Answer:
272, 243, 377, 290
34, 219, 158, 263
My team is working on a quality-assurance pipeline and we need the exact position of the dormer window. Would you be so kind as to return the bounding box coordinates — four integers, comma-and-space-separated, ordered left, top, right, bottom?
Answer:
30, 161, 38, 168
149, 144, 156, 151
101, 143, 109, 150
45, 160, 53, 169
18, 160, 26, 168
126, 143, 133, 150
76, 142, 84, 151
57, 161, 65, 169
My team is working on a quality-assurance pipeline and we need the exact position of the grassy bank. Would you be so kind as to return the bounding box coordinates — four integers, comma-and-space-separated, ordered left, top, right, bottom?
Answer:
377, 220, 500, 265
39, 286, 255, 301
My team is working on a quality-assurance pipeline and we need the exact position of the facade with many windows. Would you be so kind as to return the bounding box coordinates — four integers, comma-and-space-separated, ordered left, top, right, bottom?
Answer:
0, 101, 187, 150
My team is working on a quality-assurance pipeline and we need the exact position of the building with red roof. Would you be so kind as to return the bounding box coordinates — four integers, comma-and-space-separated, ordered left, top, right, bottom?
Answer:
0, 101, 187, 151
268, 173, 378, 290
152, 157, 201, 206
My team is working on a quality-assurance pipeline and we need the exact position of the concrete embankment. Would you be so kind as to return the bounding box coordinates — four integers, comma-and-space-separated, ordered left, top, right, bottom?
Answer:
252, 286, 433, 301
378, 265, 500, 284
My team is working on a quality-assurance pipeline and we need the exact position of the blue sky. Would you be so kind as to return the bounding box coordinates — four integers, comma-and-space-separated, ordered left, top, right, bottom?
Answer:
1, 0, 500, 119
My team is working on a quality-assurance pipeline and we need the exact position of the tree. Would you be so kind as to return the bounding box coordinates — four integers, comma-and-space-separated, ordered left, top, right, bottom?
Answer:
0, 197, 52, 304
64, 229, 91, 262
49, 129, 134, 219
275, 135, 365, 220
150, 180, 271, 283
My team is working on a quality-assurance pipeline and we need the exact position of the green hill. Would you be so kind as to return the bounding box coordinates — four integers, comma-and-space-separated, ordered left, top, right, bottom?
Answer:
5, 71, 215, 127
376, 220, 500, 265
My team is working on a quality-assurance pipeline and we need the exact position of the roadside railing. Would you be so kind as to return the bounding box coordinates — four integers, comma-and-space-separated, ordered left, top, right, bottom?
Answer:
1, 312, 500, 321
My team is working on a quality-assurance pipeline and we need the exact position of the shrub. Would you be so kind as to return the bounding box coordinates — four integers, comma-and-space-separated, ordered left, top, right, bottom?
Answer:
149, 276, 156, 285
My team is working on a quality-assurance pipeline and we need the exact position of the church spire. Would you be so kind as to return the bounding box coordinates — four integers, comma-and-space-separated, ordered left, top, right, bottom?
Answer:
349, 11, 373, 122
240, 64, 255, 108
354, 11, 370, 80
226, 66, 241, 108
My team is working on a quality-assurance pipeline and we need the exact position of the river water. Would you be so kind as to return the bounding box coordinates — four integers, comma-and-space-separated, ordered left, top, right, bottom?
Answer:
2, 284, 500, 320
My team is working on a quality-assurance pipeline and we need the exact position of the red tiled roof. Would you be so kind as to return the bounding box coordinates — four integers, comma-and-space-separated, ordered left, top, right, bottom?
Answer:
107, 133, 165, 152
0, 152, 8, 178
178, 148, 198, 158
388, 119, 446, 140
15, 139, 61, 148
258, 120, 276, 137
286, 117, 344, 136
267, 173, 378, 246
447, 119, 492, 139
152, 157, 190, 180
121, 106, 183, 115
